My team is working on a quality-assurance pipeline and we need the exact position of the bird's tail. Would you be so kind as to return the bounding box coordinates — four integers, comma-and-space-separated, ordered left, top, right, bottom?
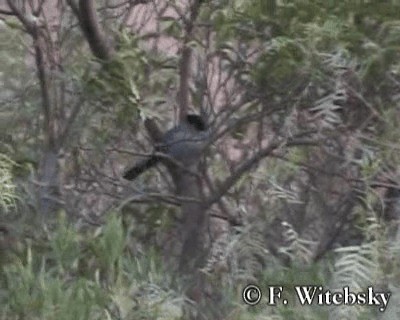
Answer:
123, 156, 159, 180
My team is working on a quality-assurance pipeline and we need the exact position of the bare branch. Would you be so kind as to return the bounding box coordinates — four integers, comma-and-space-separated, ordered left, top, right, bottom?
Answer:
6, 0, 36, 32
78, 0, 115, 60
33, 0, 47, 16
35, 39, 55, 148
59, 96, 85, 146
6, 0, 55, 148
0, 8, 15, 15
178, 0, 203, 121
205, 136, 318, 208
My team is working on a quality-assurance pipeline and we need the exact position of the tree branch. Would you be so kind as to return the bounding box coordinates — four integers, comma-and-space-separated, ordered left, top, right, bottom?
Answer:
205, 136, 318, 208
33, 0, 47, 16
6, 0, 54, 148
178, 0, 203, 121
59, 96, 85, 146
5, 0, 35, 32
78, 0, 115, 60
33, 34, 55, 148
0, 8, 15, 15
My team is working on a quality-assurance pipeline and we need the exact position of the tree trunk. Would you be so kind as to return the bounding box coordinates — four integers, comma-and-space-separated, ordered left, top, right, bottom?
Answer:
177, 167, 207, 273
38, 148, 61, 216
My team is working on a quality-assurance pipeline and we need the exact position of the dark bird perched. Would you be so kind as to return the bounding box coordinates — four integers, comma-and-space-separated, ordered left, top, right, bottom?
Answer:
123, 114, 209, 180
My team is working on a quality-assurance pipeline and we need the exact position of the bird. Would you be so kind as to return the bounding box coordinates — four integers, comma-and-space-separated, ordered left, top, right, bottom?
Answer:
123, 114, 209, 180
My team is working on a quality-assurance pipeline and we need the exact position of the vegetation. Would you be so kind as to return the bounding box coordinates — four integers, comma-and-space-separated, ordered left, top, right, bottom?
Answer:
1, 0, 400, 319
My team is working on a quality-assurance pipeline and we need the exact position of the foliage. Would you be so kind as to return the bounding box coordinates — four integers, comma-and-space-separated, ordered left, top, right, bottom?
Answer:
2, 211, 399, 319
0, 214, 186, 320
1, 0, 400, 319
0, 154, 18, 212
